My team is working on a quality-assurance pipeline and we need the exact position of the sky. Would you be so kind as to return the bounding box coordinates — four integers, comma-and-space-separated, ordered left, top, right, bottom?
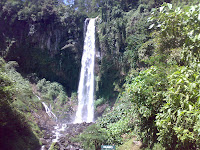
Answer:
63, 0, 74, 5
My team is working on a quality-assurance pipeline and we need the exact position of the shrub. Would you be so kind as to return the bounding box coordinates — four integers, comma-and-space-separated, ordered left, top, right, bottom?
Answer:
74, 124, 108, 150
156, 66, 200, 149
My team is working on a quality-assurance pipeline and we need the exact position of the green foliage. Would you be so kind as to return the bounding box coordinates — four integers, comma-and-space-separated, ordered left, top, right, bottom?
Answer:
98, 102, 131, 127
37, 79, 68, 105
0, 60, 14, 102
106, 117, 133, 145
94, 97, 105, 109
96, 101, 135, 145
0, 57, 41, 150
117, 138, 141, 150
144, 143, 166, 150
149, 2, 200, 66
117, 2, 200, 149
123, 66, 170, 147
0, 0, 87, 93
74, 101, 132, 147
2, 60, 42, 113
97, 4, 127, 98
71, 92, 78, 102
0, 100, 41, 150
49, 142, 60, 150
124, 4, 152, 69
2, 1, 200, 150
74, 124, 108, 150
36, 78, 72, 120
95, 2, 200, 149
29, 1, 200, 149
156, 66, 200, 149
37, 78, 66, 101
96, 0, 166, 100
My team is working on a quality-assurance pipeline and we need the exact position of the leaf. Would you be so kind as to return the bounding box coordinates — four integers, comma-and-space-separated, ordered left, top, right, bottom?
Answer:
190, 6, 196, 13
198, 13, 200, 21
149, 24, 155, 29
167, 3, 172, 10
175, 7, 181, 14
151, 8, 156, 13
157, 24, 162, 28
197, 97, 200, 104
177, 79, 183, 84
147, 17, 153, 22
189, 104, 193, 111
160, 6, 165, 12
198, 128, 200, 134
188, 30, 194, 37
191, 36, 197, 42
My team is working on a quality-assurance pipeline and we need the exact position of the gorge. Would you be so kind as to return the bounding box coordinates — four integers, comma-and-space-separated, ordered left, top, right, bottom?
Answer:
40, 18, 97, 149
0, 0, 200, 150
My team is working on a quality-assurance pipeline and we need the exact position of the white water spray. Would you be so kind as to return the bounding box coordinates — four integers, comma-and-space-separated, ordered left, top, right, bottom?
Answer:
35, 94, 59, 150
41, 102, 57, 120
35, 94, 57, 121
74, 18, 96, 123
52, 124, 67, 143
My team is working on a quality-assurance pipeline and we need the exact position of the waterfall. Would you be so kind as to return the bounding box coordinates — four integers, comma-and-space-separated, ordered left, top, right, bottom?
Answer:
42, 102, 57, 120
74, 18, 96, 123
35, 94, 57, 121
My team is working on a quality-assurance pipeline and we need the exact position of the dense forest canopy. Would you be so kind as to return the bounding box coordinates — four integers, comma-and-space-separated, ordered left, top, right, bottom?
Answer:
0, 0, 200, 149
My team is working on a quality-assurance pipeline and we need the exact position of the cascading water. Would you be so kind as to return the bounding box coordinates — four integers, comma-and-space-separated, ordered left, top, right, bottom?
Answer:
35, 95, 61, 150
35, 94, 57, 121
41, 102, 57, 120
74, 18, 96, 123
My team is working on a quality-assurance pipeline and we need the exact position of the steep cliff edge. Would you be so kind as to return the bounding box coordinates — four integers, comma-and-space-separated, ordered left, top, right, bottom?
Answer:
0, 0, 87, 93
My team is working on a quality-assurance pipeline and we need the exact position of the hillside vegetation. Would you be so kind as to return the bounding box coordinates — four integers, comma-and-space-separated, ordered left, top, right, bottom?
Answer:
75, 0, 200, 149
0, 0, 200, 149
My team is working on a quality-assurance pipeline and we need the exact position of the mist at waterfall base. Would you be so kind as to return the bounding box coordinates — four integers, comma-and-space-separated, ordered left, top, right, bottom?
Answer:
74, 18, 96, 123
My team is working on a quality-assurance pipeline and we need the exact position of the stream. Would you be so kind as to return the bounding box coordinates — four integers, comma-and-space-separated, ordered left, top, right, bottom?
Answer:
40, 122, 93, 150
36, 95, 92, 149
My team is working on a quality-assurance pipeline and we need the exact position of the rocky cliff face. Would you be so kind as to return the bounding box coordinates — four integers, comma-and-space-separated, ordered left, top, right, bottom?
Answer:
0, 1, 87, 93
35, 110, 94, 150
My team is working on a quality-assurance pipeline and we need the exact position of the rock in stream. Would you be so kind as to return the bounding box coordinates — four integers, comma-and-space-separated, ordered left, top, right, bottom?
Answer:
41, 122, 94, 150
